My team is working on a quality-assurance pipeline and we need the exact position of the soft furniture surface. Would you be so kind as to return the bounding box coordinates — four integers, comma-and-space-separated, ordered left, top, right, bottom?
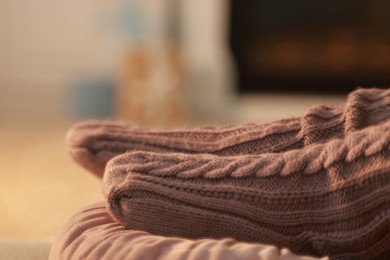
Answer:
54, 87, 389, 259
49, 202, 326, 260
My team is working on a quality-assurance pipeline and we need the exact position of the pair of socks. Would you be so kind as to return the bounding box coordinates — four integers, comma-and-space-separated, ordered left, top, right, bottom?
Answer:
67, 88, 390, 259
67, 87, 389, 178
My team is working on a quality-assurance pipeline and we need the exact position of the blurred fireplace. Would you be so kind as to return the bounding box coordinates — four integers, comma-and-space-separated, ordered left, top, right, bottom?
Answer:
229, 0, 390, 94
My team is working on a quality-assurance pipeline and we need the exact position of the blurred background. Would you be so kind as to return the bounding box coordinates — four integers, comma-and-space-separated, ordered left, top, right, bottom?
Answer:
0, 0, 388, 258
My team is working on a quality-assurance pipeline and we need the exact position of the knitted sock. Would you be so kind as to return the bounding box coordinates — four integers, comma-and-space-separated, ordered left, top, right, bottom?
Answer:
67, 88, 390, 178
104, 120, 390, 259
67, 118, 301, 177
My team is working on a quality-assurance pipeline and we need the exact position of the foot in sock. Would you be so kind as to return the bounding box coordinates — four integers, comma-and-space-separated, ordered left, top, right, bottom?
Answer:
67, 87, 390, 178
104, 120, 390, 260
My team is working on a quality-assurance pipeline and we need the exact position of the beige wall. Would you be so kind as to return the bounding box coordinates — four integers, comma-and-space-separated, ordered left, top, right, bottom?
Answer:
0, 0, 119, 120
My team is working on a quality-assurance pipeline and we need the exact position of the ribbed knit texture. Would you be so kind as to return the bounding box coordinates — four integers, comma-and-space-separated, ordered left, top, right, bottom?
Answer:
104, 121, 390, 260
67, 88, 390, 178
102, 88, 390, 260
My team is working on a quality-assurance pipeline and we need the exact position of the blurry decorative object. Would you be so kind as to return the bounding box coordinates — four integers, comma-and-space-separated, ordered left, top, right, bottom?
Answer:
69, 77, 116, 119
114, 0, 186, 127
119, 45, 185, 127
230, 0, 390, 94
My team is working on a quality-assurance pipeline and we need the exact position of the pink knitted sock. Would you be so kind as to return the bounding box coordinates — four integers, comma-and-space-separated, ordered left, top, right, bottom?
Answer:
104, 120, 390, 259
66, 88, 390, 178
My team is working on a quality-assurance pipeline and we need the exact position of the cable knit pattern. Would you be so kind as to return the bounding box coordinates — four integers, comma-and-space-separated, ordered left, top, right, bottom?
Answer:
67, 88, 390, 178
106, 122, 390, 179
102, 88, 390, 260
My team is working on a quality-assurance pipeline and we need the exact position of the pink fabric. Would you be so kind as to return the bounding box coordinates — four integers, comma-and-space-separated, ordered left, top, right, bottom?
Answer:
49, 202, 327, 260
